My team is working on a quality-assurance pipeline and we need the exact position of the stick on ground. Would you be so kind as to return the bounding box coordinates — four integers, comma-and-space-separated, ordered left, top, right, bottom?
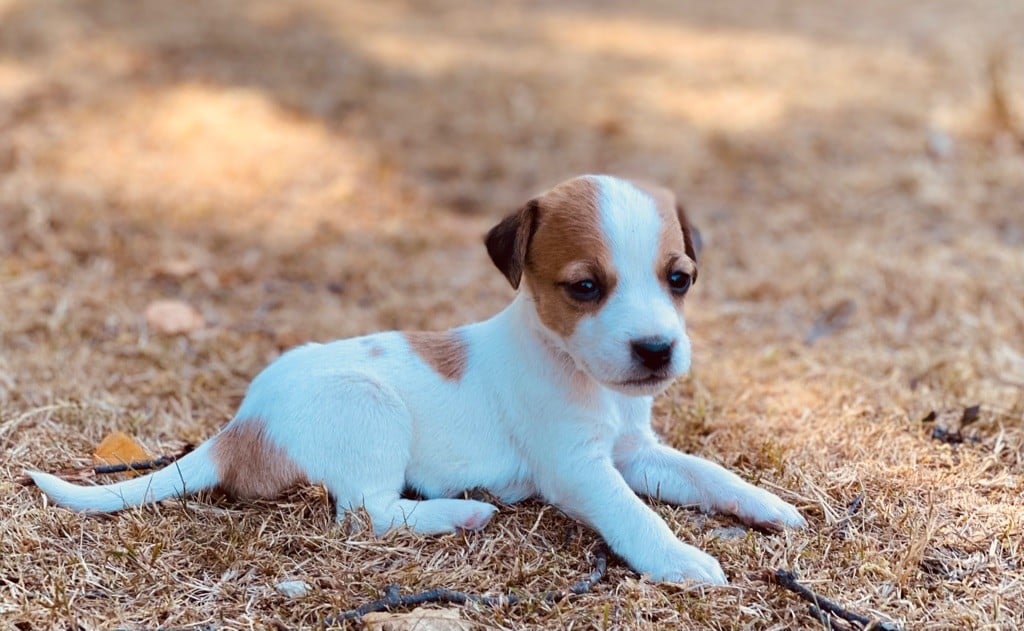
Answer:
93, 455, 178, 474
17, 446, 192, 486
772, 569, 900, 631
326, 548, 608, 625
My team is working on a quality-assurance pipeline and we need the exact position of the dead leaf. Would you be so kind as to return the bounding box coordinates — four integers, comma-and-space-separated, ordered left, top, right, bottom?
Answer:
145, 299, 205, 334
362, 607, 475, 631
152, 258, 200, 279
960, 404, 981, 426
93, 431, 151, 477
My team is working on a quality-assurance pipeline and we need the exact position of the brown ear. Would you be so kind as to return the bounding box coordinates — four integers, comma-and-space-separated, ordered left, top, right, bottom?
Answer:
485, 199, 539, 289
676, 202, 701, 282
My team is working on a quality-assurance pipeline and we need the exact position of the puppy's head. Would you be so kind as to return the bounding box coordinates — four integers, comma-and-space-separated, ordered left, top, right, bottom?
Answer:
486, 175, 700, 396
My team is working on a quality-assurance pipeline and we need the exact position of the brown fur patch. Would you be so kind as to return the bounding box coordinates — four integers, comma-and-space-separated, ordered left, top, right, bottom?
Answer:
523, 176, 613, 338
212, 418, 306, 499
404, 330, 468, 381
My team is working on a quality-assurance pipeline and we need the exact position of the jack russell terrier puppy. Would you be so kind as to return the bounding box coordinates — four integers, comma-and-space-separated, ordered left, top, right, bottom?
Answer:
29, 175, 805, 584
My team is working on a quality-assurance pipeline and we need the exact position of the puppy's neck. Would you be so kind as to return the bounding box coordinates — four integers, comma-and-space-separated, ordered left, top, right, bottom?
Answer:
500, 293, 602, 399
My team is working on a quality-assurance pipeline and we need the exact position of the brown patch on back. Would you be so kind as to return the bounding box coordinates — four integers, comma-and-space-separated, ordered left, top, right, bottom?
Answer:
212, 418, 306, 499
523, 176, 614, 338
404, 330, 468, 381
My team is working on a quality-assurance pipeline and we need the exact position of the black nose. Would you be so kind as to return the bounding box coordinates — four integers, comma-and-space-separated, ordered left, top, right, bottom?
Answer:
630, 337, 674, 371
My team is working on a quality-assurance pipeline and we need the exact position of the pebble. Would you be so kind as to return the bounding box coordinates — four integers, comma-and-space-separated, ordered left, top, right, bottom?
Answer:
275, 579, 312, 599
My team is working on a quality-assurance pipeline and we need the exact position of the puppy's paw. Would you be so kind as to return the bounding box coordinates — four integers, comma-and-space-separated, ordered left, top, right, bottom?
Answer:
645, 544, 727, 585
455, 500, 498, 532
722, 485, 806, 531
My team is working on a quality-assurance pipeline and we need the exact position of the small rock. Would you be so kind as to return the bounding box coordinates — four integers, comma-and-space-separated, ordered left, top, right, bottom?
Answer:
144, 299, 205, 335
275, 579, 311, 599
926, 128, 955, 160
710, 526, 748, 540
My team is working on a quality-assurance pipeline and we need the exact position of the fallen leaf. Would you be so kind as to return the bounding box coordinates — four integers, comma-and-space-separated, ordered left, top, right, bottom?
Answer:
152, 258, 200, 279
93, 431, 151, 477
960, 404, 981, 426
145, 299, 205, 334
362, 607, 475, 631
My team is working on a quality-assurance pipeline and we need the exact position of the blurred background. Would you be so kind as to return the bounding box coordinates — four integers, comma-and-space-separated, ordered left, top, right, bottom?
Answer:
3, 0, 1023, 406
2, 1, 1024, 627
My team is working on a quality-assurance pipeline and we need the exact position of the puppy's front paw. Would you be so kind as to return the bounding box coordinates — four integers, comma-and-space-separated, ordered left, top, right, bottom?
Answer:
723, 485, 806, 531
645, 543, 727, 585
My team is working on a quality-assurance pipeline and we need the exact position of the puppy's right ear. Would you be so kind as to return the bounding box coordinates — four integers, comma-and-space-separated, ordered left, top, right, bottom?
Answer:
676, 201, 702, 274
485, 199, 539, 290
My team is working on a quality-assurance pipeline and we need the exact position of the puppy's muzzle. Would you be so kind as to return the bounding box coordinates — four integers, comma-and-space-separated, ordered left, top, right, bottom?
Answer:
630, 337, 675, 371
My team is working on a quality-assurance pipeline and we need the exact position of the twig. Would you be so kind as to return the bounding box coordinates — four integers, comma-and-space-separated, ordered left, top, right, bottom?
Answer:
93, 455, 178, 474
833, 491, 866, 540
17, 445, 192, 486
772, 569, 899, 631
326, 548, 607, 625
846, 493, 865, 516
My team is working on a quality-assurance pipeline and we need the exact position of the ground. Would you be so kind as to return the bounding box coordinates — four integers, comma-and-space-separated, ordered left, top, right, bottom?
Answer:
2, 1, 1024, 629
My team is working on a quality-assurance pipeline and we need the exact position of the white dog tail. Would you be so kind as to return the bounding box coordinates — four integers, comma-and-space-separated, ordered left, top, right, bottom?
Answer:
26, 441, 220, 513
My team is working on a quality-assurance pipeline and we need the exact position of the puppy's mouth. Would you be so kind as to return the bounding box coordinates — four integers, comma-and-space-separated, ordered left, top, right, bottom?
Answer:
578, 358, 680, 395
617, 372, 673, 388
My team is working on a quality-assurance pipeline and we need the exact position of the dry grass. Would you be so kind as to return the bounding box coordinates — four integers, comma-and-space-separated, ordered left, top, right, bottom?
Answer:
2, 0, 1024, 628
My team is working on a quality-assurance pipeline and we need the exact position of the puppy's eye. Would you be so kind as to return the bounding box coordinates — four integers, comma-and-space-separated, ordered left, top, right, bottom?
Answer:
566, 279, 602, 302
668, 271, 692, 295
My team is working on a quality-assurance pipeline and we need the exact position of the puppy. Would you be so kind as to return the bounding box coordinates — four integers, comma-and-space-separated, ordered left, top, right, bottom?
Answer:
29, 175, 805, 584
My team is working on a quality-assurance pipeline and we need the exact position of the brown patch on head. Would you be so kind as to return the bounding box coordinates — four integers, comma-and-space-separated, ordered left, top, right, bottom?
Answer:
522, 176, 614, 338
630, 180, 699, 293
404, 329, 468, 381
212, 418, 306, 499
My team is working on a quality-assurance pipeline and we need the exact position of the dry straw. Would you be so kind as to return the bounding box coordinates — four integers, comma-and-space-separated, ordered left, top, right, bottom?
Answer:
2, 0, 1023, 628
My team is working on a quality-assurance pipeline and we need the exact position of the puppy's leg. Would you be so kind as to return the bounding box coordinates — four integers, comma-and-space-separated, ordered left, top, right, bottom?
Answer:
301, 373, 496, 536
358, 496, 498, 536
539, 458, 727, 585
616, 441, 806, 530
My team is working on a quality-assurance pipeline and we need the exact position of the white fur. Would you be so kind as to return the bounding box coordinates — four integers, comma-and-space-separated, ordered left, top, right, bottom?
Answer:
28, 175, 805, 585
571, 175, 691, 393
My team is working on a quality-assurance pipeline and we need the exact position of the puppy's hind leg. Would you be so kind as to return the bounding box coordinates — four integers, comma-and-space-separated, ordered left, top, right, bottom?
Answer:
299, 373, 495, 536
361, 496, 498, 536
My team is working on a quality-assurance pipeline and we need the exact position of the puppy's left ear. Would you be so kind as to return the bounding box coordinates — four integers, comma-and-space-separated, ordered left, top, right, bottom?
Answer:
485, 199, 539, 290
676, 202, 702, 281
